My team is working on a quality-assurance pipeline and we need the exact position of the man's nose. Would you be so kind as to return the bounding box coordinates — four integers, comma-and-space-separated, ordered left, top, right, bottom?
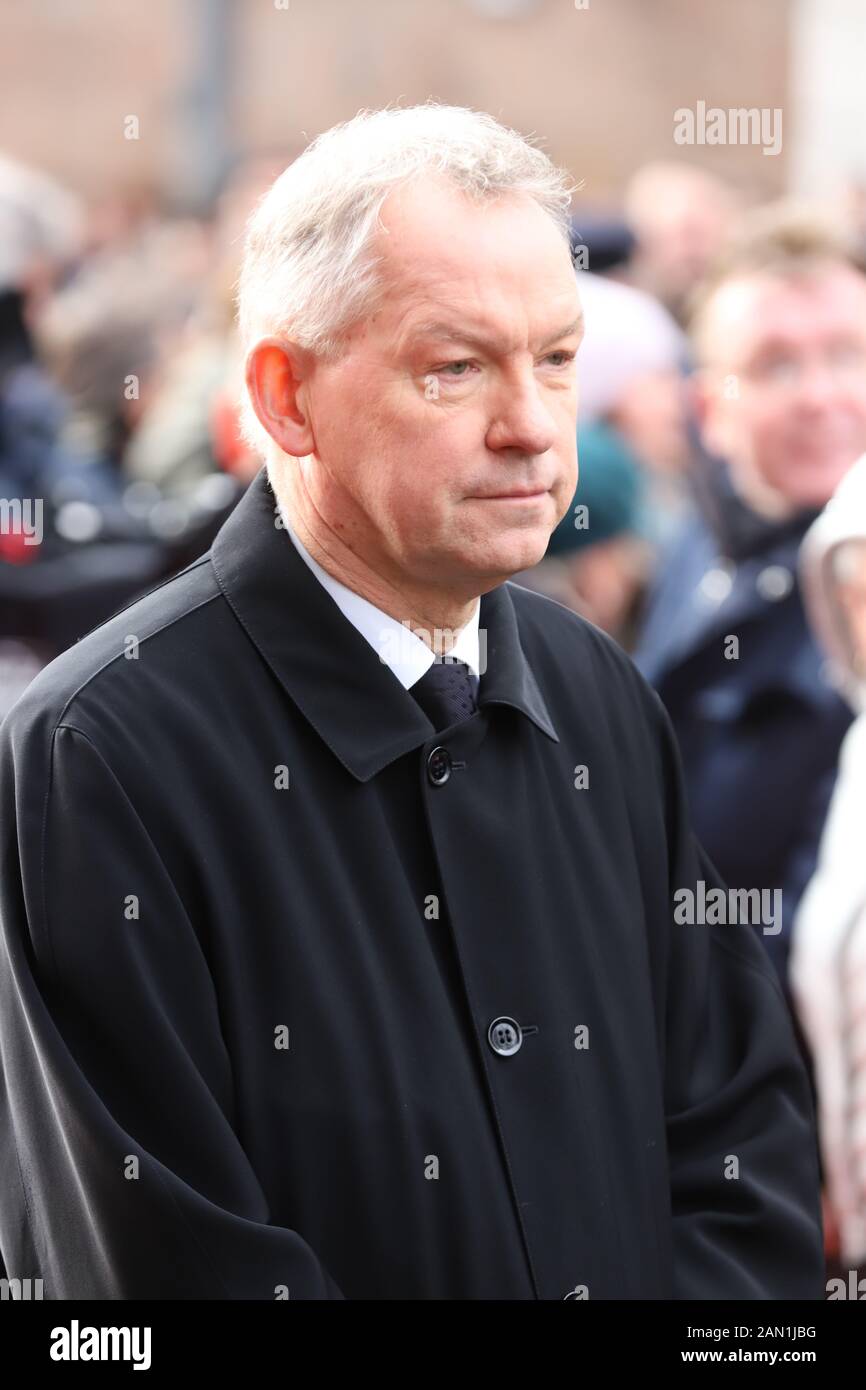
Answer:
485, 374, 559, 455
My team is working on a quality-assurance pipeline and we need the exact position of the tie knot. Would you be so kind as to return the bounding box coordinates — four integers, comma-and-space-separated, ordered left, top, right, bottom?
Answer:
410, 658, 480, 732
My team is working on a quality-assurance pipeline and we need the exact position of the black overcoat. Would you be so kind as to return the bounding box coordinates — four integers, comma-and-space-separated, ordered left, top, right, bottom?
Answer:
0, 466, 824, 1299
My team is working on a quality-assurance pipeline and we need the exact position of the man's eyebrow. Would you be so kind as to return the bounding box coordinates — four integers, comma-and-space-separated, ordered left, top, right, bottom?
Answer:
410, 314, 584, 353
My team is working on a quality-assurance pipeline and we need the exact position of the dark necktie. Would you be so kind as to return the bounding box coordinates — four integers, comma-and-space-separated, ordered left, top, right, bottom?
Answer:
410, 658, 480, 732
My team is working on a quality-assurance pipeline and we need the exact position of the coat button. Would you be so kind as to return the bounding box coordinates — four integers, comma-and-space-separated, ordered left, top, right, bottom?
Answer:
487, 1016, 523, 1056
426, 745, 452, 785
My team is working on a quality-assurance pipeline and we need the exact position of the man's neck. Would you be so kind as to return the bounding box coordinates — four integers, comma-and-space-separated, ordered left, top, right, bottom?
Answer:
269, 459, 479, 656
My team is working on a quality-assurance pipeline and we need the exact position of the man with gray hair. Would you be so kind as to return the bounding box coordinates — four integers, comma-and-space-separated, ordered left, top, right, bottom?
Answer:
0, 104, 823, 1300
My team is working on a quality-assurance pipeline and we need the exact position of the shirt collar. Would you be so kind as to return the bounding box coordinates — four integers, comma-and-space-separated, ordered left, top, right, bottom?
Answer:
211, 467, 559, 782
276, 498, 481, 688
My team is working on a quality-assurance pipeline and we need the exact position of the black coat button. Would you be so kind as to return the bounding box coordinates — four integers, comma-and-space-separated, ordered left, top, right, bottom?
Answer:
426, 746, 452, 786
487, 1016, 523, 1056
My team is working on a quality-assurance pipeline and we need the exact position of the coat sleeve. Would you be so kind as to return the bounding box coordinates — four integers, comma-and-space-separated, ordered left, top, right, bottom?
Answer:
0, 715, 346, 1300
649, 690, 826, 1299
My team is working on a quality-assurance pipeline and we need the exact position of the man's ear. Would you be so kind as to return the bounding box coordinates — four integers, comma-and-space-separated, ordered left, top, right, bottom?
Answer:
245, 338, 316, 458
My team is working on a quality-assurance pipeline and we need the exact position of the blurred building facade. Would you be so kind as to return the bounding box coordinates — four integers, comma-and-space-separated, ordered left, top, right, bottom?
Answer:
1, 0, 792, 208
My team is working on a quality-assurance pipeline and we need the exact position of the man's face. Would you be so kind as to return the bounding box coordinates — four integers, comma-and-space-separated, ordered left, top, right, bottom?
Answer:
638, 187, 733, 307
295, 179, 582, 594
697, 266, 866, 512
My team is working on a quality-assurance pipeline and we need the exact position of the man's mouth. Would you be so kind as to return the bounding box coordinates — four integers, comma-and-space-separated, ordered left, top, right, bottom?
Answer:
473, 487, 549, 500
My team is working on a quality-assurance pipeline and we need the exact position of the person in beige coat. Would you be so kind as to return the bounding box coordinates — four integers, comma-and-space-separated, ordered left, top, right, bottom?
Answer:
792, 454, 866, 1275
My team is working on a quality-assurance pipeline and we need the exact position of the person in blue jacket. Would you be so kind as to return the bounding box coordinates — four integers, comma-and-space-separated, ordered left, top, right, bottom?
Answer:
635, 208, 866, 999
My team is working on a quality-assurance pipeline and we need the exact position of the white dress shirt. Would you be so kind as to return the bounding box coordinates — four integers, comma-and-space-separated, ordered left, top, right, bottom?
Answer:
278, 503, 481, 689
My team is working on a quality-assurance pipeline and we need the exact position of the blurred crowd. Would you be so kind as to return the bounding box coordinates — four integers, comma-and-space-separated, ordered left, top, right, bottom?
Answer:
3, 148, 866, 1283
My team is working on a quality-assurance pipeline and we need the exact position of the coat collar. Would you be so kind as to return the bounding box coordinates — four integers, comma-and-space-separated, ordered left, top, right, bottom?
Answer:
210, 467, 559, 782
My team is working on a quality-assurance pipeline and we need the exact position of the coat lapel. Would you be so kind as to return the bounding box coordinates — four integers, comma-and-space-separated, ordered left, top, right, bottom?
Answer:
211, 467, 559, 782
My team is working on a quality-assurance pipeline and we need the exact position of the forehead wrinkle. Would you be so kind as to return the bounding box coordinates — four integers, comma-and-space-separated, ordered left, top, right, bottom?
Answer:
395, 308, 584, 358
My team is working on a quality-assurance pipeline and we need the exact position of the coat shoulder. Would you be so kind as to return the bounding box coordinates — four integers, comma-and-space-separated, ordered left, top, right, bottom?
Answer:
0, 553, 222, 755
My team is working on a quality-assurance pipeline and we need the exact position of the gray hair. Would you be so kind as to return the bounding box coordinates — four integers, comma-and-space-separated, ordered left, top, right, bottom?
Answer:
235, 102, 576, 464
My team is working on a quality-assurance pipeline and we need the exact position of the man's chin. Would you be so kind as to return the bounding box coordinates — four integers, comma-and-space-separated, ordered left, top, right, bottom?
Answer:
465, 534, 551, 583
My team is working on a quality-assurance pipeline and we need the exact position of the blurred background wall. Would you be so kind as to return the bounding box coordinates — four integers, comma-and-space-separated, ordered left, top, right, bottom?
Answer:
0, 0, 797, 210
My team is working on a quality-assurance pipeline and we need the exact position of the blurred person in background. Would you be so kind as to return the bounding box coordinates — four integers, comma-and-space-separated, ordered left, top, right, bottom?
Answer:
635, 208, 866, 1012
118, 154, 292, 498
573, 269, 692, 552
623, 160, 743, 327
791, 455, 866, 1281
0, 154, 144, 710
0, 155, 250, 701
0, 153, 120, 518
38, 174, 218, 497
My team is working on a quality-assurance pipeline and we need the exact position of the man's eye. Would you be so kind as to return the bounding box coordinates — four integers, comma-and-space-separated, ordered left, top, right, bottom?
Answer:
430, 352, 576, 381
767, 359, 797, 381
438, 360, 474, 377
